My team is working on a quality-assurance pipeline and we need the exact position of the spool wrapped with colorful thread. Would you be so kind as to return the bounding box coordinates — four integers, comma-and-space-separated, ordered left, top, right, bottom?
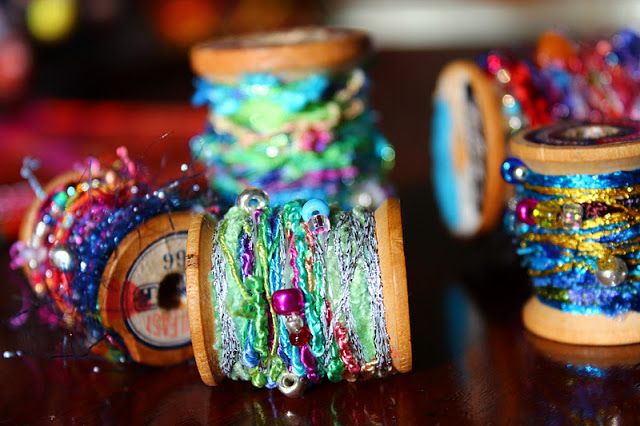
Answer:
189, 27, 395, 209
185, 189, 411, 395
502, 120, 640, 345
432, 28, 640, 238
10, 148, 213, 365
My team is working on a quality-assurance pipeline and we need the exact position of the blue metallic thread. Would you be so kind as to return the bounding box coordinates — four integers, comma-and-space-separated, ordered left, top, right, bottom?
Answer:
507, 166, 640, 316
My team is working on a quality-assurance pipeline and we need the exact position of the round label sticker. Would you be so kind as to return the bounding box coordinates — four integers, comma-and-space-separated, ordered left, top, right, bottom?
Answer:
525, 121, 640, 147
122, 232, 191, 349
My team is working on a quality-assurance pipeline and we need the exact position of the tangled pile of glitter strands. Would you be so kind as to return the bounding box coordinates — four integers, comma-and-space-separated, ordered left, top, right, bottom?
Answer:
9, 148, 209, 362
480, 29, 640, 132
190, 69, 395, 208
209, 195, 392, 396
502, 157, 640, 316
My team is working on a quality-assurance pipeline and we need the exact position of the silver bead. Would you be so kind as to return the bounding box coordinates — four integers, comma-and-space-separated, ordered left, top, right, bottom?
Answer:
350, 180, 386, 210
237, 188, 269, 213
34, 221, 48, 239
561, 203, 583, 229
23, 245, 47, 269
50, 245, 74, 272
284, 313, 304, 333
596, 256, 628, 287
277, 372, 305, 398
512, 165, 528, 182
308, 214, 330, 235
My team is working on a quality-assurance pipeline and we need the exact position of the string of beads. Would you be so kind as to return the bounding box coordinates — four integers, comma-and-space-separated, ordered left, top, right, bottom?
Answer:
208, 189, 393, 396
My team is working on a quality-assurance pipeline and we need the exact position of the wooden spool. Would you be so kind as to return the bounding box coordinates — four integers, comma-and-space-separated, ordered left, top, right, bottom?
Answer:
512, 120, 640, 346
20, 173, 194, 365
185, 198, 412, 386
190, 26, 371, 82
99, 211, 193, 365
431, 60, 506, 238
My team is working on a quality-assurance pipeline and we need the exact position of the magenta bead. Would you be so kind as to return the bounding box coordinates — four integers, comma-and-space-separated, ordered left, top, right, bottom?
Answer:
516, 198, 538, 225
272, 288, 305, 315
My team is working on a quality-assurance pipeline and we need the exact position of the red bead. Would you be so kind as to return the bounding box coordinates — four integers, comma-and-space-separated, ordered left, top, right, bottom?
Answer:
289, 325, 311, 347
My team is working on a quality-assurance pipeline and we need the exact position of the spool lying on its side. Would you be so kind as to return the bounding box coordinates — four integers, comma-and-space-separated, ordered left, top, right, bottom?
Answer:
185, 198, 412, 386
99, 212, 193, 366
19, 171, 195, 366
512, 120, 640, 346
431, 60, 505, 238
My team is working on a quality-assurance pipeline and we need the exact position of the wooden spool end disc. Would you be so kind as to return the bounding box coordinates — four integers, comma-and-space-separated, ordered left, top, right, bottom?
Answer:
523, 297, 640, 346
431, 60, 505, 238
375, 198, 412, 373
185, 213, 223, 386
190, 26, 371, 80
510, 120, 640, 175
99, 211, 193, 366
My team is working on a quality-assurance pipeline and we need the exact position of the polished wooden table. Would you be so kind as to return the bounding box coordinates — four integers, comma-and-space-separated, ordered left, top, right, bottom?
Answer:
2, 50, 640, 424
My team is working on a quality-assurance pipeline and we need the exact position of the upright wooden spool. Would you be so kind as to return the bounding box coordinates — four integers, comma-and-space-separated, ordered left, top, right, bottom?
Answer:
190, 26, 371, 82
512, 121, 640, 346
431, 60, 505, 238
19, 173, 194, 365
185, 198, 412, 386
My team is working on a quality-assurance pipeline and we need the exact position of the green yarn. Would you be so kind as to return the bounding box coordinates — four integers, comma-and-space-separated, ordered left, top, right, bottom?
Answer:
209, 200, 388, 387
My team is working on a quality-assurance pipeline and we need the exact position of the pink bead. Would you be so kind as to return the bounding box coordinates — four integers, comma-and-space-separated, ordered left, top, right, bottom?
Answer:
272, 288, 305, 315
516, 198, 538, 225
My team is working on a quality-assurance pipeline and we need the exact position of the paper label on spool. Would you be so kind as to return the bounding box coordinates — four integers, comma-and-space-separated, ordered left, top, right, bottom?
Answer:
525, 122, 637, 146
122, 232, 191, 349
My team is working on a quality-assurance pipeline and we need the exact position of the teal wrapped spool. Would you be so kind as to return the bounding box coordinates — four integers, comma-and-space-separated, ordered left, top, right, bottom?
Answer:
189, 27, 395, 209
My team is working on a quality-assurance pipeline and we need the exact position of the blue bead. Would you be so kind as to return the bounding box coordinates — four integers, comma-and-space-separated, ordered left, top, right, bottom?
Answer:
301, 199, 330, 222
501, 157, 528, 184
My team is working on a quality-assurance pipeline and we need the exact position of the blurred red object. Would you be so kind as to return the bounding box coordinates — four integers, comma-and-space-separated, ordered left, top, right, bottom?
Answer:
0, 36, 32, 102
0, 100, 206, 239
150, 0, 224, 47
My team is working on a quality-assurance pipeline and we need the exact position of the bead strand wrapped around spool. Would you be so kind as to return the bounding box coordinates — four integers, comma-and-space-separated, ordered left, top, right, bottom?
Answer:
185, 189, 411, 395
11, 149, 212, 365
503, 120, 640, 345
189, 26, 395, 209
431, 29, 640, 238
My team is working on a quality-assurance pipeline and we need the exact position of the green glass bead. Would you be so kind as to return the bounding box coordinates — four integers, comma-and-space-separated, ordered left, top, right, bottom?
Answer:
52, 191, 68, 208
532, 201, 561, 228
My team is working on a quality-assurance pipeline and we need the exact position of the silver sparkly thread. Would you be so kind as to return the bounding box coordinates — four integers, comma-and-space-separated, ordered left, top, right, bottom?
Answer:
211, 224, 241, 376
360, 211, 392, 373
